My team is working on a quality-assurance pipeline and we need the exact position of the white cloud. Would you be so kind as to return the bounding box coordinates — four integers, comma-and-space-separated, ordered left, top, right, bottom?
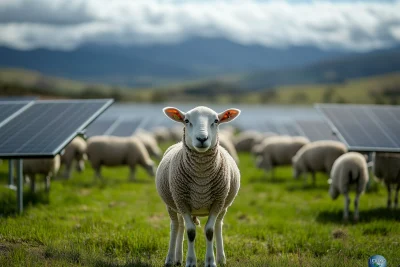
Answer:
0, 0, 399, 51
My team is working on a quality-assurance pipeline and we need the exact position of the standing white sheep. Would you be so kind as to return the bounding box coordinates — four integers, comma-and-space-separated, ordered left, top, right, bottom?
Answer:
22, 155, 61, 192
61, 136, 87, 179
292, 140, 347, 185
254, 136, 309, 178
233, 130, 264, 152
156, 106, 241, 267
373, 152, 400, 209
329, 152, 369, 222
86, 136, 156, 181
153, 127, 173, 143
134, 130, 163, 159
219, 133, 239, 164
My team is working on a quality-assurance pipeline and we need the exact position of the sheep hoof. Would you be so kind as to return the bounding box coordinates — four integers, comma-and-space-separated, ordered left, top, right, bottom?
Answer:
175, 261, 182, 266
353, 216, 359, 223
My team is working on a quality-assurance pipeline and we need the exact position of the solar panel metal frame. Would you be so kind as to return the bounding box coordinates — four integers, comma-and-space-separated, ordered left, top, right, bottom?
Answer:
0, 99, 114, 158
315, 103, 400, 153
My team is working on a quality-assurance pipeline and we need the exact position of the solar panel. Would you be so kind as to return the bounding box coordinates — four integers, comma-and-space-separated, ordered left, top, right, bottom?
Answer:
108, 118, 143, 137
261, 120, 301, 136
0, 101, 33, 128
316, 104, 400, 152
0, 99, 113, 158
0, 96, 39, 101
85, 118, 116, 137
296, 120, 339, 142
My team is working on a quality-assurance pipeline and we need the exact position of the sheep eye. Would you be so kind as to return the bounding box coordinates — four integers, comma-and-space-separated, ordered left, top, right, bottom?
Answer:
184, 119, 189, 124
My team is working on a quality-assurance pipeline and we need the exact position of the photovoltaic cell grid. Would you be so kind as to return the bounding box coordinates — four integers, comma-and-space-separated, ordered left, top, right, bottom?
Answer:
0, 102, 32, 126
0, 100, 113, 158
85, 118, 116, 137
296, 120, 339, 142
316, 104, 400, 152
262, 121, 302, 136
108, 118, 143, 137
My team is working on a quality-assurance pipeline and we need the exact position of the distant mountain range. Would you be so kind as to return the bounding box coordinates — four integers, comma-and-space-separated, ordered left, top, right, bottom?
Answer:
0, 37, 399, 89
0, 38, 346, 87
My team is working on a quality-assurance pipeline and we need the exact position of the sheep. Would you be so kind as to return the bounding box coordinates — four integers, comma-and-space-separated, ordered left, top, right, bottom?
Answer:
156, 106, 241, 267
219, 133, 239, 164
86, 136, 156, 181
329, 152, 369, 221
373, 152, 400, 209
233, 130, 264, 152
153, 127, 173, 143
134, 130, 163, 159
169, 126, 184, 142
21, 155, 61, 192
60, 136, 87, 179
254, 136, 309, 178
292, 140, 347, 185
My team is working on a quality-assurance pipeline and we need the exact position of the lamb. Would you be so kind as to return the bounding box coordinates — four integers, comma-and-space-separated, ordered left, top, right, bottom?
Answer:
156, 106, 241, 267
233, 130, 264, 152
219, 133, 239, 164
373, 152, 400, 209
134, 130, 163, 159
60, 136, 87, 179
292, 140, 347, 185
254, 136, 309, 178
21, 155, 61, 192
329, 152, 369, 221
86, 136, 156, 181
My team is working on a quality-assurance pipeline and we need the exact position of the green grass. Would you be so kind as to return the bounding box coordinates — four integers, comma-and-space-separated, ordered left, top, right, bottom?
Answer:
0, 145, 399, 267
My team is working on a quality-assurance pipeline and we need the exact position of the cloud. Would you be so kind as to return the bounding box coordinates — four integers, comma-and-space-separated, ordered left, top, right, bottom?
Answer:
0, 0, 400, 51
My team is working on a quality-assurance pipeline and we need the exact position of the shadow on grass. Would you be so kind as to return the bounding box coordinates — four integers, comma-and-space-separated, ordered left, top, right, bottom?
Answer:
94, 259, 153, 267
248, 176, 288, 184
0, 189, 49, 217
316, 207, 400, 224
286, 183, 329, 192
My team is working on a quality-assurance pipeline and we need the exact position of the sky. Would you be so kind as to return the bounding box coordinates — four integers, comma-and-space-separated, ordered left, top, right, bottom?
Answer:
0, 0, 400, 51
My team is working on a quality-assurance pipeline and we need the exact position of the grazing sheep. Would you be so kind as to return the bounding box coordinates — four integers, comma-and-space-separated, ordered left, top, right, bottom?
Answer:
169, 126, 184, 142
219, 133, 239, 164
255, 136, 309, 178
61, 136, 87, 179
233, 130, 264, 152
22, 155, 61, 192
218, 125, 236, 142
156, 106, 241, 267
292, 140, 347, 185
153, 127, 173, 143
86, 136, 156, 181
134, 130, 163, 159
373, 152, 400, 209
329, 152, 369, 221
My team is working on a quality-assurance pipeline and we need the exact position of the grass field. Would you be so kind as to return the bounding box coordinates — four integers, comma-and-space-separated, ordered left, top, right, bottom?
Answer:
0, 144, 399, 267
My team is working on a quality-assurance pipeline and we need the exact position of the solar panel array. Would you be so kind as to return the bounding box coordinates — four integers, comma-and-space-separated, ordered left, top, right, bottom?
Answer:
296, 120, 339, 142
0, 101, 32, 127
85, 117, 144, 137
0, 100, 113, 158
316, 104, 400, 152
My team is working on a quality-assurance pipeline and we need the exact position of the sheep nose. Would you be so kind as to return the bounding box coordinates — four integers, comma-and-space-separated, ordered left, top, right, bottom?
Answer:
196, 136, 208, 144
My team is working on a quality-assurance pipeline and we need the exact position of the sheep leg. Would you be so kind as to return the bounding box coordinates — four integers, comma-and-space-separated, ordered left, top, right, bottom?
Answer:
343, 193, 350, 222
129, 166, 136, 181
394, 183, 400, 209
63, 162, 72, 179
30, 175, 36, 193
204, 213, 218, 267
182, 213, 197, 267
312, 172, 316, 186
93, 166, 103, 181
165, 208, 179, 267
44, 175, 51, 192
353, 194, 360, 222
386, 183, 392, 209
215, 209, 227, 265
175, 214, 185, 266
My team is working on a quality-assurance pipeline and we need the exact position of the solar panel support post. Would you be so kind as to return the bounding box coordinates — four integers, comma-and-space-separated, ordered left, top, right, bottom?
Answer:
8, 159, 14, 188
16, 159, 23, 214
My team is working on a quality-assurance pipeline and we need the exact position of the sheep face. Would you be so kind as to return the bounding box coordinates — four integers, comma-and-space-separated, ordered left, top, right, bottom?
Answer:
164, 106, 240, 153
329, 184, 340, 200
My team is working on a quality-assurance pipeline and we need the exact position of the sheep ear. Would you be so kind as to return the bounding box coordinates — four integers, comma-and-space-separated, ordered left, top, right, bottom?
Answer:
163, 107, 185, 123
218, 108, 240, 124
